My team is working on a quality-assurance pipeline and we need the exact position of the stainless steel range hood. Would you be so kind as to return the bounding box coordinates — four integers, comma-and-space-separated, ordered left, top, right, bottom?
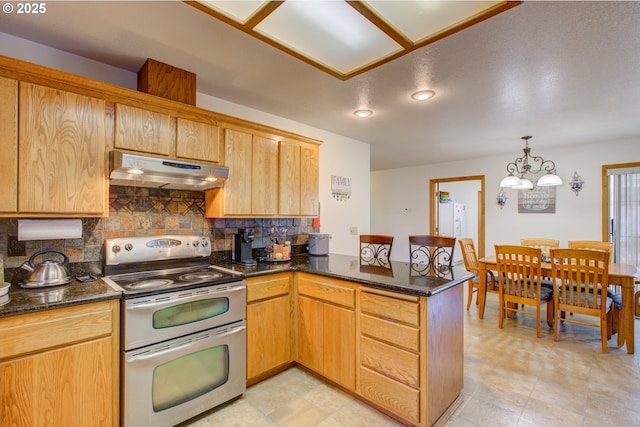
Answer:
109, 150, 229, 191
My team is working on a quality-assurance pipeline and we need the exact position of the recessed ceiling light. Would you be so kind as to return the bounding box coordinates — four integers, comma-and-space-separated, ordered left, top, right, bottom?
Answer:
354, 109, 373, 118
411, 90, 436, 101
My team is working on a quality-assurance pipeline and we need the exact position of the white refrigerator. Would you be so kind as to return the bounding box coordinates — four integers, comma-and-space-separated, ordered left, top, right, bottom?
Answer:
439, 202, 466, 265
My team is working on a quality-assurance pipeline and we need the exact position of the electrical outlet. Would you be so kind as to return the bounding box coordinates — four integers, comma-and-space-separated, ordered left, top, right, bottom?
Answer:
350, 226, 358, 235
8, 235, 25, 257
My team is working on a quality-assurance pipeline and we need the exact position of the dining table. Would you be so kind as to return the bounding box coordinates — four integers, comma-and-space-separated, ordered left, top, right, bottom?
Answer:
477, 255, 639, 354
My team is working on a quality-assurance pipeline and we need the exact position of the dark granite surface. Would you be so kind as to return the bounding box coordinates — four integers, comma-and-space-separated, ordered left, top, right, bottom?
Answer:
214, 253, 473, 297
0, 278, 121, 319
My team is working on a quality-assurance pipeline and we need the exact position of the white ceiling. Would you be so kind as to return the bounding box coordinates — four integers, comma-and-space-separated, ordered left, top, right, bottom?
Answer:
2, 1, 640, 171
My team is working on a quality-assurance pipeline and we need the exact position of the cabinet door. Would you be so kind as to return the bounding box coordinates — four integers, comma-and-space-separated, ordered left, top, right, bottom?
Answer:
19, 82, 107, 214
251, 135, 278, 216
114, 103, 171, 155
323, 303, 355, 390
297, 295, 324, 374
0, 77, 18, 213
176, 118, 220, 163
247, 294, 292, 380
0, 338, 115, 427
278, 140, 301, 215
223, 129, 253, 215
300, 143, 319, 216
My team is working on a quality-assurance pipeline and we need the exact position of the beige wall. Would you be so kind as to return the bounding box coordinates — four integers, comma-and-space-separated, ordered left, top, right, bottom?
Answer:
371, 137, 640, 261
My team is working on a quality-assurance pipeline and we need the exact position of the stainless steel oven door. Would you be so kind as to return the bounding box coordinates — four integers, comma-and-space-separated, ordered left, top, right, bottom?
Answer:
124, 281, 246, 350
123, 321, 246, 427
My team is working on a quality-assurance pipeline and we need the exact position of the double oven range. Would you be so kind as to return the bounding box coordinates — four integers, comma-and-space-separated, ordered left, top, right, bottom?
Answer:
103, 235, 246, 427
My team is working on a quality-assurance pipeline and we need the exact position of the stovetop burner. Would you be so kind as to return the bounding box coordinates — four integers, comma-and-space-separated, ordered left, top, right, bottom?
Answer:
127, 279, 175, 290
179, 272, 224, 282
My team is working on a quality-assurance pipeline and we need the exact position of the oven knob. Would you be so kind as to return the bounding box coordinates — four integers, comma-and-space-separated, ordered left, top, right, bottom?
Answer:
125, 243, 133, 252
112, 245, 121, 254
193, 240, 200, 247
202, 240, 208, 248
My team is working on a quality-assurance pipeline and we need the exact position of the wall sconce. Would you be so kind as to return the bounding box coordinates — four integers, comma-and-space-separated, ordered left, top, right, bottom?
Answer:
496, 189, 507, 209
569, 171, 584, 196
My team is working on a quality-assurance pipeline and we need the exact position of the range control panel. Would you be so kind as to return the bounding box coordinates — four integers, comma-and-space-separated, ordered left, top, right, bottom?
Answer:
104, 235, 211, 265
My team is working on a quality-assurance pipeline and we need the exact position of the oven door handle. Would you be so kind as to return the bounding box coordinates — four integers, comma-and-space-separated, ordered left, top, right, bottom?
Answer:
127, 323, 246, 363
128, 284, 245, 311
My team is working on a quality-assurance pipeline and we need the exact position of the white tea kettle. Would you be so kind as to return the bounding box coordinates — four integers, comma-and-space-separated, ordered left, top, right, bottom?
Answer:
20, 250, 72, 288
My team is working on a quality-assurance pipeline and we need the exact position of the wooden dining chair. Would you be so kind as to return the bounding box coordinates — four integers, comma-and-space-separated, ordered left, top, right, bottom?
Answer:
359, 235, 394, 266
520, 238, 560, 259
409, 235, 456, 277
458, 238, 498, 310
549, 248, 612, 352
567, 240, 613, 254
494, 245, 554, 337
567, 240, 622, 336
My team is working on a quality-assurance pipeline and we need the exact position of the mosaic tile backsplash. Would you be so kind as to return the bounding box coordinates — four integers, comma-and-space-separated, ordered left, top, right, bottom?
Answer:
0, 186, 318, 271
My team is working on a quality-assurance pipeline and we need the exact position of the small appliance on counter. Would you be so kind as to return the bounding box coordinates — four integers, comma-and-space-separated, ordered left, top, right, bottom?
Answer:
18, 250, 72, 288
308, 233, 331, 256
233, 228, 257, 266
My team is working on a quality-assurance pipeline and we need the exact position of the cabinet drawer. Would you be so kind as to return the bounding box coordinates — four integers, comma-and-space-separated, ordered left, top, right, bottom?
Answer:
247, 273, 291, 303
297, 274, 355, 308
360, 291, 419, 326
0, 300, 116, 360
360, 336, 419, 388
360, 313, 419, 352
360, 366, 420, 426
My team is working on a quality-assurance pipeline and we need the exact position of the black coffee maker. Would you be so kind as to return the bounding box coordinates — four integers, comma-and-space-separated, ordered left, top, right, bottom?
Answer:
233, 228, 257, 266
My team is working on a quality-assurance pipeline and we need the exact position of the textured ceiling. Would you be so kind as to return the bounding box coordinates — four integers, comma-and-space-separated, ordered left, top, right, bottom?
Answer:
1, 1, 640, 171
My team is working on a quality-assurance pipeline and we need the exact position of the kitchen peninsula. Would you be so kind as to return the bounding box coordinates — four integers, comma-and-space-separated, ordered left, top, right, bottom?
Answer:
230, 254, 472, 427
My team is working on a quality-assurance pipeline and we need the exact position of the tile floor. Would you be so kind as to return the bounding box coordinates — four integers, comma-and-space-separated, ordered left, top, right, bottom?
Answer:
183, 287, 640, 427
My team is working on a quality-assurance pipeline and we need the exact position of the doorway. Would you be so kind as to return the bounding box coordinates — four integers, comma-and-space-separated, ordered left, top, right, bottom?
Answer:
602, 162, 640, 266
429, 176, 485, 259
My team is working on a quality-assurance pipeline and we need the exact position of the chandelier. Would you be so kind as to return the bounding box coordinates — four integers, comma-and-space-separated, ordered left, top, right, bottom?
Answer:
499, 136, 562, 189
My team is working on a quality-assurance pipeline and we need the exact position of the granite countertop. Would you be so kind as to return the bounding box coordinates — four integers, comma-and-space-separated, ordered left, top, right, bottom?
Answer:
215, 253, 473, 297
0, 254, 472, 318
0, 278, 121, 319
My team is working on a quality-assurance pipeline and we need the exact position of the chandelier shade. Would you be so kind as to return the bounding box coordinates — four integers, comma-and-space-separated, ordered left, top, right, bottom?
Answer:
536, 173, 563, 187
499, 175, 522, 188
500, 136, 562, 189
512, 177, 534, 190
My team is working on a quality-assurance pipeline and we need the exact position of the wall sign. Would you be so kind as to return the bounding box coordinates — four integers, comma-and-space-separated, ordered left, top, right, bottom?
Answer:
331, 175, 352, 201
518, 186, 556, 213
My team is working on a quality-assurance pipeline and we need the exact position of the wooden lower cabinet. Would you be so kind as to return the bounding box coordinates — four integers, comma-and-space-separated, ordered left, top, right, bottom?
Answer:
359, 288, 422, 425
296, 273, 356, 391
0, 299, 120, 427
246, 273, 293, 383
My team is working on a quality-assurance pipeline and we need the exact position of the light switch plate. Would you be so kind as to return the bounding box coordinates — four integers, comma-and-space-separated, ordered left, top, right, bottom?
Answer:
350, 226, 358, 235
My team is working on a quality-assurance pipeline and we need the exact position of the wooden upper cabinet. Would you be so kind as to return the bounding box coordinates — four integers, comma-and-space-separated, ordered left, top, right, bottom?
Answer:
279, 140, 319, 216
252, 135, 278, 216
206, 128, 277, 217
219, 128, 253, 215
279, 140, 301, 216
176, 118, 221, 164
0, 77, 18, 213
300, 143, 319, 216
114, 103, 171, 155
18, 82, 107, 215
